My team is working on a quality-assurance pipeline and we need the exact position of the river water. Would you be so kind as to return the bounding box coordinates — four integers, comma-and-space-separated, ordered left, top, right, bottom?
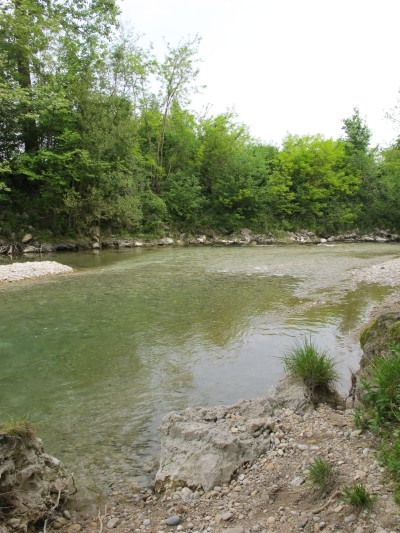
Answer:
0, 243, 398, 494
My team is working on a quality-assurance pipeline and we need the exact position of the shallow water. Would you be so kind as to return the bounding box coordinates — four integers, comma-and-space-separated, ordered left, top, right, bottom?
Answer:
0, 243, 398, 494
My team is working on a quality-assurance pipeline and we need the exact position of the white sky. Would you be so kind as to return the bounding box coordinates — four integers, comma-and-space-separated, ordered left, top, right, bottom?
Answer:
120, 0, 400, 147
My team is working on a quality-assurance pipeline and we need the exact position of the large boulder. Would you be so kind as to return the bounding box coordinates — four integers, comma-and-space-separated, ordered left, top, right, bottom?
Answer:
0, 426, 71, 532
359, 310, 400, 368
155, 398, 273, 492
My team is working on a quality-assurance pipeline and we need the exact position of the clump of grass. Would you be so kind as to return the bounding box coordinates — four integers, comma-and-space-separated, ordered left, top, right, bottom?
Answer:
283, 338, 339, 403
0, 416, 35, 438
308, 458, 336, 492
341, 483, 374, 511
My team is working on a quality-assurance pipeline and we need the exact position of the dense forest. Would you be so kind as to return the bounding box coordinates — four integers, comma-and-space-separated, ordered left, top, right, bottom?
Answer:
1, 0, 400, 238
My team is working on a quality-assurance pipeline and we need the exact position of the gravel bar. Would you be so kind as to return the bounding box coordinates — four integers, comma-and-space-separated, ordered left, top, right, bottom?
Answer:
352, 257, 400, 286
0, 261, 73, 283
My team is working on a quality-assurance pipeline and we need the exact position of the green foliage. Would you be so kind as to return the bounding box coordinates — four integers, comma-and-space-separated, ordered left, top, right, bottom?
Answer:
355, 344, 400, 503
272, 134, 360, 232
341, 483, 374, 511
388, 322, 400, 344
283, 338, 339, 402
308, 459, 336, 491
357, 345, 400, 430
0, 1, 396, 236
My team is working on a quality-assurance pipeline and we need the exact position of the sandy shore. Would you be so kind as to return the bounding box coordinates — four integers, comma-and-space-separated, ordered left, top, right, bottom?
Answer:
0, 260, 73, 283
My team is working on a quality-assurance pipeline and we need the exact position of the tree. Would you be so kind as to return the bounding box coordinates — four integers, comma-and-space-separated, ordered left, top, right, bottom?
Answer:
272, 134, 359, 231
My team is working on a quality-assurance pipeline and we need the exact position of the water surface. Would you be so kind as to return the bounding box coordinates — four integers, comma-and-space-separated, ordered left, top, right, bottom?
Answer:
0, 243, 398, 494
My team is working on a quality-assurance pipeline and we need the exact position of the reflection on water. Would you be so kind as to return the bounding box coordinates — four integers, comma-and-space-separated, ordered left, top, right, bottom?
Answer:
0, 243, 398, 494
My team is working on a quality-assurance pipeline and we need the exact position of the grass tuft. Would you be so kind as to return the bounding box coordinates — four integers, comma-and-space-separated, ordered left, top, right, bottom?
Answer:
0, 416, 35, 438
341, 483, 374, 510
308, 458, 336, 491
283, 338, 339, 403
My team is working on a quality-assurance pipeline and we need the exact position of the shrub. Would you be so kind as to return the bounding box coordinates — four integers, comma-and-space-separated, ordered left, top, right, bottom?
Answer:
283, 338, 339, 403
308, 458, 336, 491
342, 483, 374, 510
358, 344, 400, 430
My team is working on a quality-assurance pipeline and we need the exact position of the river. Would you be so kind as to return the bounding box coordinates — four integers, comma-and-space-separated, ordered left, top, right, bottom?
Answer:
0, 243, 398, 495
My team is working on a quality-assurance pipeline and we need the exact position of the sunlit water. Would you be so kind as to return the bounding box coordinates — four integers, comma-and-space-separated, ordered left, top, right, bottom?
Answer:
0, 243, 398, 495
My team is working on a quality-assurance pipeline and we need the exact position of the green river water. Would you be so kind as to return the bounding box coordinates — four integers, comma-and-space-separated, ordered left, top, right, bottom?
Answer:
0, 243, 398, 495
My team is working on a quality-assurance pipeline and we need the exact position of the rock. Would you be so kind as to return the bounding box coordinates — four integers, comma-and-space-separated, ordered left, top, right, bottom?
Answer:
221, 511, 233, 521
67, 525, 82, 533
225, 528, 245, 533
143, 519, 151, 526
23, 245, 38, 253
290, 476, 305, 487
92, 242, 100, 249
268, 376, 313, 413
180, 486, 194, 501
63, 510, 72, 520
22, 233, 32, 243
106, 517, 120, 529
166, 515, 181, 526
0, 429, 71, 531
155, 398, 272, 491
360, 311, 400, 367
266, 516, 276, 525
158, 238, 174, 246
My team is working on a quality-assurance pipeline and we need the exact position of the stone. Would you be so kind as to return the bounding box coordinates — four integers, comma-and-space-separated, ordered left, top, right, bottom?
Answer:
23, 245, 38, 253
221, 511, 233, 521
158, 238, 174, 246
143, 519, 151, 526
0, 431, 71, 532
106, 517, 120, 529
155, 398, 273, 491
268, 376, 313, 413
166, 516, 181, 526
290, 476, 305, 486
225, 528, 245, 533
298, 517, 308, 528
266, 516, 276, 524
67, 525, 82, 533
22, 233, 32, 243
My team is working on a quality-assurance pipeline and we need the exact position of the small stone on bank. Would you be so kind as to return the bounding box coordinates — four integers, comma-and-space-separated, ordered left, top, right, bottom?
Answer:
166, 516, 181, 526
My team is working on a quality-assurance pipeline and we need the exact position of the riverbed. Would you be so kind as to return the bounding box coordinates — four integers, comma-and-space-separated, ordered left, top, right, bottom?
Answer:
0, 243, 399, 496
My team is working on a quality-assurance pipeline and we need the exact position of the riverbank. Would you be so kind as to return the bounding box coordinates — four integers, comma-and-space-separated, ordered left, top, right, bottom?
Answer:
57, 404, 399, 533
1, 228, 399, 255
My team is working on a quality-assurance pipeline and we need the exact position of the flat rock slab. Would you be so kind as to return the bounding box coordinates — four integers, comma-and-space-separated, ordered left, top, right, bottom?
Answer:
0, 261, 73, 283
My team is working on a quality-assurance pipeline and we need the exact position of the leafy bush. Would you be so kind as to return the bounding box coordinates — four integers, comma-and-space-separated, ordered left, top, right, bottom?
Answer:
357, 344, 400, 430
342, 483, 374, 510
354, 344, 400, 504
283, 338, 339, 403
308, 458, 336, 491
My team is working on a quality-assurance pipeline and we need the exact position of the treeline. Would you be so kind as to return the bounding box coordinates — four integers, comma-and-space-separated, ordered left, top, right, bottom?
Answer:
1, 0, 400, 238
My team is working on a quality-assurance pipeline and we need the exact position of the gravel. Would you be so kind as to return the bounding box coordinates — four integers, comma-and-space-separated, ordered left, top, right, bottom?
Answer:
352, 257, 400, 286
0, 261, 73, 283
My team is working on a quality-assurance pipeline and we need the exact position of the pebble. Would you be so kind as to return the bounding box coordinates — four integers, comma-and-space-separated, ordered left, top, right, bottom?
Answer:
266, 516, 276, 525
143, 519, 151, 526
290, 476, 305, 486
106, 517, 120, 529
166, 516, 181, 526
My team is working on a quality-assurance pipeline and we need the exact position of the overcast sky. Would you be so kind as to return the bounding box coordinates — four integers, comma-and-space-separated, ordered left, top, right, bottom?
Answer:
120, 0, 400, 147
